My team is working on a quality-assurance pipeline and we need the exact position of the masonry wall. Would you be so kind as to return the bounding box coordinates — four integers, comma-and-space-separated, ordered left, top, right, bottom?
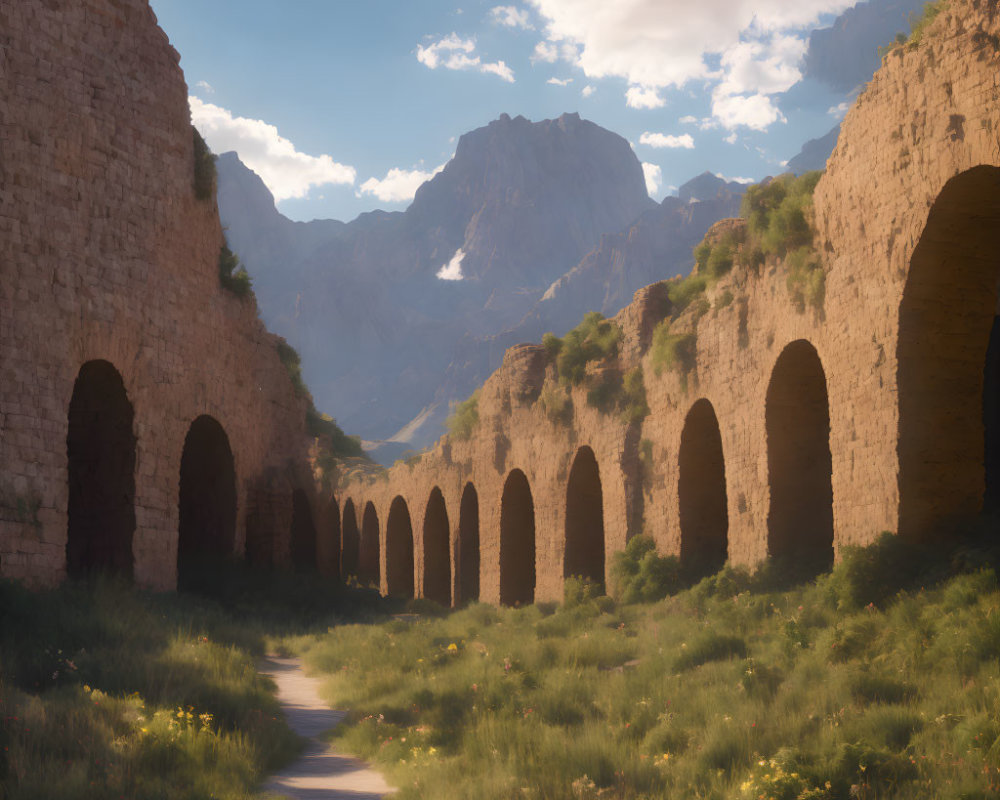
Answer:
0, 0, 325, 588
339, 0, 1000, 606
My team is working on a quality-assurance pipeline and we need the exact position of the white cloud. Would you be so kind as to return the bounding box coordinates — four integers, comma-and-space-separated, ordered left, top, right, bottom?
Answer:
188, 97, 355, 202
195, 80, 214, 95
359, 163, 446, 204
417, 34, 515, 82
625, 85, 665, 109
715, 172, 755, 184
437, 248, 466, 280
641, 162, 662, 197
828, 101, 850, 118
679, 115, 698, 124
582, 84, 596, 97
491, 5, 534, 28
531, 39, 578, 64
639, 131, 695, 149
724, 131, 739, 144
527, 0, 853, 127
711, 89, 785, 130
547, 76, 573, 85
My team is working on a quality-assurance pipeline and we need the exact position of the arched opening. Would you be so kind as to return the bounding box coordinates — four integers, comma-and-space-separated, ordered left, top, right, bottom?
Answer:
360, 502, 381, 588
897, 166, 1000, 538
563, 446, 605, 588
290, 489, 317, 571
422, 487, 451, 606
455, 482, 480, 604
386, 496, 414, 597
66, 360, 136, 578
678, 399, 728, 578
500, 469, 535, 607
329, 496, 341, 578
341, 499, 360, 579
177, 415, 236, 589
766, 340, 834, 571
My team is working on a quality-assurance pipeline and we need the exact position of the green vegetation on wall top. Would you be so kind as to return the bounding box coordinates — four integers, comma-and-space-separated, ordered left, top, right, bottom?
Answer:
447, 389, 481, 441
218, 242, 254, 299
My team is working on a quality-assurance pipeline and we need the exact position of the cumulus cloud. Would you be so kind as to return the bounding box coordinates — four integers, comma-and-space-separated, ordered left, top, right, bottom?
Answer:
189, 97, 355, 202
530, 39, 579, 64
641, 162, 662, 197
724, 131, 739, 144
679, 115, 698, 124
359, 163, 446, 204
194, 80, 214, 95
417, 33, 515, 82
711, 90, 784, 130
828, 101, 850, 118
582, 84, 596, 97
625, 86, 665, 109
547, 76, 573, 85
639, 131, 695, 149
527, 0, 853, 127
715, 172, 755, 184
437, 248, 466, 280
490, 5, 534, 28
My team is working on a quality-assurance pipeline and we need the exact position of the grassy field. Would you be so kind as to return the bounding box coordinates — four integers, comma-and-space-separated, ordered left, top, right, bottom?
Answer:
0, 566, 389, 799
290, 531, 1000, 800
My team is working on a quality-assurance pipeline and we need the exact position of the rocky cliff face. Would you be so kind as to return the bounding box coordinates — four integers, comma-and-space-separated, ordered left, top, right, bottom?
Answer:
217, 115, 742, 460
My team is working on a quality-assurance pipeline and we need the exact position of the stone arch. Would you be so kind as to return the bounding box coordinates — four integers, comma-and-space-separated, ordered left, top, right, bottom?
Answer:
177, 415, 236, 589
422, 487, 451, 606
360, 502, 381, 588
386, 496, 414, 597
341, 498, 360, 578
329, 496, 341, 578
897, 166, 1000, 538
563, 446, 605, 588
455, 482, 480, 605
500, 469, 536, 606
765, 339, 834, 570
66, 359, 136, 578
678, 399, 728, 578
290, 489, 317, 570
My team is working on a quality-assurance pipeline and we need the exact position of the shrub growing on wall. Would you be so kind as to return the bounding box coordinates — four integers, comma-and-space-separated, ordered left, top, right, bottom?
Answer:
447, 390, 480, 440
193, 128, 216, 202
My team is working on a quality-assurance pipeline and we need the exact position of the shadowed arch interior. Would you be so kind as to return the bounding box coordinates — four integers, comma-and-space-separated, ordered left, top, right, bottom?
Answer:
563, 446, 605, 588
897, 166, 1000, 538
386, 496, 414, 597
177, 415, 236, 589
500, 469, 535, 607
66, 359, 136, 578
341, 499, 360, 579
678, 399, 728, 578
329, 496, 341, 578
360, 502, 381, 588
455, 482, 480, 605
290, 489, 317, 570
765, 340, 834, 571
422, 487, 451, 606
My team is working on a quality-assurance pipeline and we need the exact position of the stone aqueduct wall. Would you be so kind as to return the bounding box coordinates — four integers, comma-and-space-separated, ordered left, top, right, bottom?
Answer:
0, 0, 333, 588
338, 0, 1000, 606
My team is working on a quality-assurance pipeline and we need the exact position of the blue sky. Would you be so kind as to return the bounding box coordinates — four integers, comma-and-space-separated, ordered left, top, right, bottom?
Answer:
149, 0, 855, 222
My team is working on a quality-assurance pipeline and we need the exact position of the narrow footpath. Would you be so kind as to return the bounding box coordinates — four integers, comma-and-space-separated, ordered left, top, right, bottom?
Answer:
258, 656, 396, 799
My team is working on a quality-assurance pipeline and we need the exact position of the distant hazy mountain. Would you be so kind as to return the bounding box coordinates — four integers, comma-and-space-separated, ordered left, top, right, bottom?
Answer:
804, 0, 927, 92
216, 113, 656, 450
787, 125, 841, 175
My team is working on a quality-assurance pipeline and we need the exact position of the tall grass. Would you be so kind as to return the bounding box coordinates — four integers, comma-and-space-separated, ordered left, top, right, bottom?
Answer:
0, 568, 393, 799
295, 532, 1000, 799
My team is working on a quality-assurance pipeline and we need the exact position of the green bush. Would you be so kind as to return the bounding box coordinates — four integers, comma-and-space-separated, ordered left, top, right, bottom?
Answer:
275, 338, 308, 398
552, 312, 622, 386
882, 0, 949, 55
741, 171, 822, 258
538, 381, 572, 424
825, 532, 927, 611
621, 367, 649, 424
542, 332, 563, 360
447, 390, 480, 441
585, 371, 621, 414
609, 535, 683, 604
306, 406, 364, 459
218, 243, 253, 298
785, 246, 825, 313
673, 632, 747, 671
667, 273, 708, 314
649, 324, 696, 378
192, 128, 216, 202
716, 289, 734, 310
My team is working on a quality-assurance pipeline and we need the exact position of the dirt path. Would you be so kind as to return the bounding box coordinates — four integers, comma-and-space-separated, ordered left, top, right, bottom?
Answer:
258, 656, 395, 799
